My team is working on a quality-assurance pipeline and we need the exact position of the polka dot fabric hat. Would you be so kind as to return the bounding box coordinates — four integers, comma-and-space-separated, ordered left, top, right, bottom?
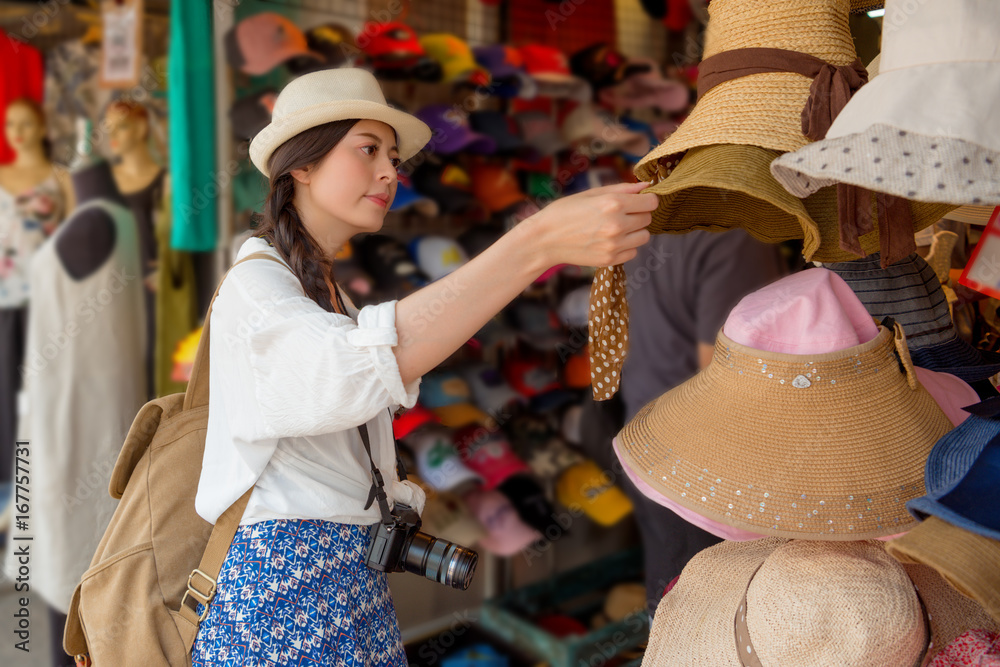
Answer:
771, 0, 1000, 208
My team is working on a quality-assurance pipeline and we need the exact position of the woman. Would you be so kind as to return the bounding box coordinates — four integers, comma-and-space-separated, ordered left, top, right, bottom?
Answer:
191, 68, 655, 666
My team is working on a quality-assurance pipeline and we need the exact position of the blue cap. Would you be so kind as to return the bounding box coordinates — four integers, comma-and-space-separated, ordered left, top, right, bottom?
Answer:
906, 398, 1000, 541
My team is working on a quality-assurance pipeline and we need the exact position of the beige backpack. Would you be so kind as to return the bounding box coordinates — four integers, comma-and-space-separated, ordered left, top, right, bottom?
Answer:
64, 252, 283, 666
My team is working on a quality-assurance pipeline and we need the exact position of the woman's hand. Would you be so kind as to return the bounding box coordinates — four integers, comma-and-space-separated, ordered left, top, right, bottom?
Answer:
522, 180, 657, 269
392, 180, 659, 385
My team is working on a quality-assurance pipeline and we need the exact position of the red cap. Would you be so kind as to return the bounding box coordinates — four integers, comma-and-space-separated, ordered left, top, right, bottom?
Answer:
518, 44, 573, 79
392, 404, 440, 440
359, 22, 424, 60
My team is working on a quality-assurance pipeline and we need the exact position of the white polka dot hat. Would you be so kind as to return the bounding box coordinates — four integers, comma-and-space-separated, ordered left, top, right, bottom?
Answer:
643, 538, 998, 667
772, 0, 1000, 208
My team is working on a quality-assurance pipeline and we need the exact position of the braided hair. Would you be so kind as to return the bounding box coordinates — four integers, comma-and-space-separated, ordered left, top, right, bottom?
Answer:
253, 119, 360, 314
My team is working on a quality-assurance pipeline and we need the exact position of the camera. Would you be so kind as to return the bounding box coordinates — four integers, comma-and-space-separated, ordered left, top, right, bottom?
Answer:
366, 504, 479, 590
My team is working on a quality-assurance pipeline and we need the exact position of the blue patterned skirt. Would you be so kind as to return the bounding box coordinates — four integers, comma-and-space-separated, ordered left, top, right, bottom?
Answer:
191, 520, 407, 667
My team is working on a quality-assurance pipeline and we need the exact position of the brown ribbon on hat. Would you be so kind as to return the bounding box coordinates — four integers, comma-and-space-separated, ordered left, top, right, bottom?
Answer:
696, 48, 868, 141
733, 563, 931, 667
589, 264, 630, 401
698, 48, 914, 268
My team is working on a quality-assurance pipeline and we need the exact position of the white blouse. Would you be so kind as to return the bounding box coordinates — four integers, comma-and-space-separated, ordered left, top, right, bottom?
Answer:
195, 237, 425, 526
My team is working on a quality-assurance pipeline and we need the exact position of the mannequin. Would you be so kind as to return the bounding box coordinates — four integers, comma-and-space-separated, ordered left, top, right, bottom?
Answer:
105, 100, 165, 399
0, 98, 69, 533
6, 159, 145, 667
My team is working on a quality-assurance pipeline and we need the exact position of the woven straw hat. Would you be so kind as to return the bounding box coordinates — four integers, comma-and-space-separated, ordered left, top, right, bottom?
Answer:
644, 538, 998, 667
634, 0, 858, 181
617, 269, 954, 540
640, 144, 956, 263
889, 517, 1000, 626
249, 68, 431, 177
771, 0, 1000, 207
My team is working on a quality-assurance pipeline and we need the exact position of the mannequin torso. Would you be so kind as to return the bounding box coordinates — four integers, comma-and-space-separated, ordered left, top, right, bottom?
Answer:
55, 162, 125, 280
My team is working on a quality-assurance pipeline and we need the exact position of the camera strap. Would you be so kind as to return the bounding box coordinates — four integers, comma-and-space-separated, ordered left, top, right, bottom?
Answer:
358, 411, 409, 527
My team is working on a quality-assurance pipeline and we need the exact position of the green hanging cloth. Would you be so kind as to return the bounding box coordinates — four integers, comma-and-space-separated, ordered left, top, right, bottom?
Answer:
168, 0, 217, 251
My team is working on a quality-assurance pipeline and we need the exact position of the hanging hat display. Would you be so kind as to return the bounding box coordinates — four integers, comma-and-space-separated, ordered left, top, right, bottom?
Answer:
615, 269, 969, 541
772, 0, 1000, 209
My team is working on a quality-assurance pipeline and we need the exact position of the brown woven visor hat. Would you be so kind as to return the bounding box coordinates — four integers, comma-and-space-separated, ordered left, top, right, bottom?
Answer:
888, 516, 1000, 625
642, 144, 956, 263
617, 325, 953, 540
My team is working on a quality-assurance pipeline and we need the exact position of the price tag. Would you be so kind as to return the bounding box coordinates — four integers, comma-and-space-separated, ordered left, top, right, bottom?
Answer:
958, 206, 1000, 298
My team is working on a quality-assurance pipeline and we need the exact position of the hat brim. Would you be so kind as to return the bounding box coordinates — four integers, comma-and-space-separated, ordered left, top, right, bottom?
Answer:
250, 99, 432, 177
910, 336, 1000, 384
645, 144, 955, 263
617, 326, 953, 540
888, 516, 1000, 626
771, 61, 1000, 206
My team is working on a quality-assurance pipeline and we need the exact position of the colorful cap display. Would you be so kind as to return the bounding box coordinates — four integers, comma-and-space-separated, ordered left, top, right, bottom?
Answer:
411, 235, 469, 281
355, 234, 428, 295
556, 460, 633, 527
390, 171, 439, 217
392, 403, 440, 440
410, 161, 478, 214
453, 424, 532, 490
462, 363, 523, 415
410, 427, 483, 492
287, 23, 358, 74
419, 370, 473, 409
569, 43, 651, 91
471, 164, 528, 213
225, 13, 323, 76
419, 489, 487, 547
464, 489, 542, 556
417, 105, 497, 155
419, 34, 490, 86
433, 402, 494, 429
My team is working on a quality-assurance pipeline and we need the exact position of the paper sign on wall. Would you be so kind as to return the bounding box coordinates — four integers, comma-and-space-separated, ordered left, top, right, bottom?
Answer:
100, 0, 144, 89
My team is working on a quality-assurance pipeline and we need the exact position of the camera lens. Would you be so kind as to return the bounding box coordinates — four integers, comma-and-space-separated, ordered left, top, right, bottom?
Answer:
403, 532, 479, 590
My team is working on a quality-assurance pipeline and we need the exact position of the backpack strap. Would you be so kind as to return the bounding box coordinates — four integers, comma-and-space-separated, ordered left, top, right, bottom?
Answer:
176, 250, 286, 633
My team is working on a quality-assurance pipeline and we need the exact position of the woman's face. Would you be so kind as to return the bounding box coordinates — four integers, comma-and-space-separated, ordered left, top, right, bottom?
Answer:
106, 107, 147, 157
5, 103, 45, 155
292, 119, 400, 249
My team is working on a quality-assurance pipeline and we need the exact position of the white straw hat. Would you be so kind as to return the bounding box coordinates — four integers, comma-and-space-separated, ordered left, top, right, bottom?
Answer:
249, 68, 432, 177
771, 0, 1000, 207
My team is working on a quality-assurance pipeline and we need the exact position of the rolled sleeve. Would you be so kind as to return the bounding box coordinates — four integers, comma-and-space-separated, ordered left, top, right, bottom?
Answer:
351, 301, 421, 411
219, 260, 419, 441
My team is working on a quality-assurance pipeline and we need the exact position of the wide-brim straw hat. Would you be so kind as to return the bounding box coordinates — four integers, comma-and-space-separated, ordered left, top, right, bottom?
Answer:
888, 517, 1000, 625
644, 538, 999, 667
617, 269, 956, 540
771, 0, 1000, 207
642, 144, 955, 263
249, 68, 431, 178
634, 0, 859, 182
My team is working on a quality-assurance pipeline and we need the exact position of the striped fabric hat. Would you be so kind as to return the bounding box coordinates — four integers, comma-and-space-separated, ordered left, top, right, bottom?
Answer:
826, 253, 1000, 386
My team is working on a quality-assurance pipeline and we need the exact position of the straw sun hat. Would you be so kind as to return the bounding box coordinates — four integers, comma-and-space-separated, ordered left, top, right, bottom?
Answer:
631, 0, 953, 262
772, 0, 1000, 208
644, 538, 999, 667
616, 268, 958, 541
249, 68, 431, 177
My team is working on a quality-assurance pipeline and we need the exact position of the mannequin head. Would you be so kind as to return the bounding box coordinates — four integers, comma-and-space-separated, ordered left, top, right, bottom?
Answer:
5, 98, 49, 159
105, 101, 150, 158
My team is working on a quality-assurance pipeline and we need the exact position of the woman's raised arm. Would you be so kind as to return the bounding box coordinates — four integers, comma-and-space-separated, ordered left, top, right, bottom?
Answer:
392, 180, 656, 385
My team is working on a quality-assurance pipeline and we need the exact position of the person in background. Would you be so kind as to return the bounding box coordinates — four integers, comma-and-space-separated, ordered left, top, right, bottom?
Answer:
619, 229, 785, 610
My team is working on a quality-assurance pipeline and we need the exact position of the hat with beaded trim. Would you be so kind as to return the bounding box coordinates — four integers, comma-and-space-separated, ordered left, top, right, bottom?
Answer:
771, 0, 1000, 209
642, 538, 999, 667
616, 268, 957, 541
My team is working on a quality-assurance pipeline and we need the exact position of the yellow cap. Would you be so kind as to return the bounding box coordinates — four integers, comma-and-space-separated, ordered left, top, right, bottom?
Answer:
556, 460, 633, 527
419, 34, 489, 84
